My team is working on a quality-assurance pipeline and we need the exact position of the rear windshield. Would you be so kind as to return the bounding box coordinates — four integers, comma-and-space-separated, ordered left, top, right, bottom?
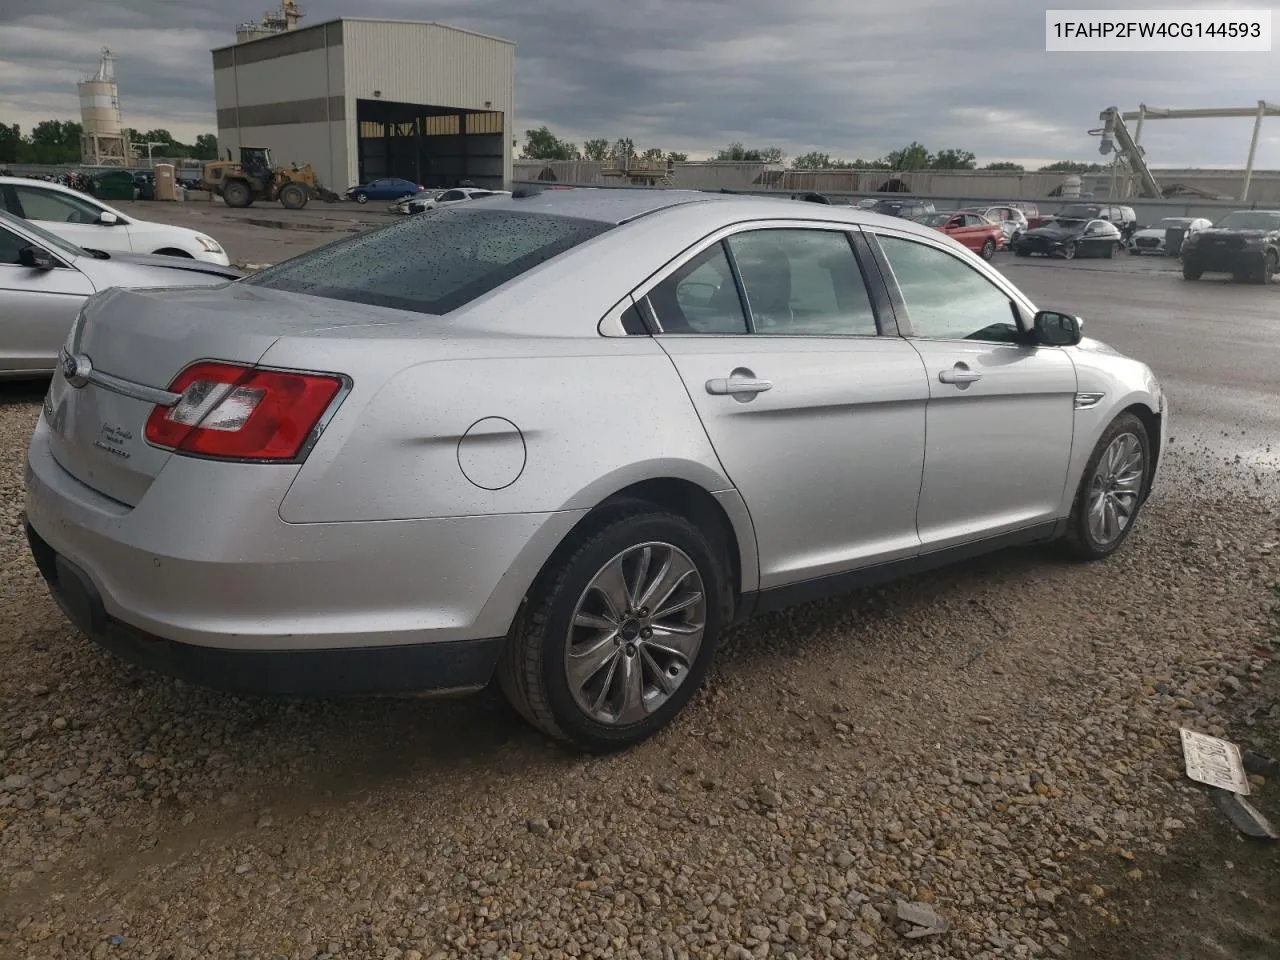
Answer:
244, 208, 612, 315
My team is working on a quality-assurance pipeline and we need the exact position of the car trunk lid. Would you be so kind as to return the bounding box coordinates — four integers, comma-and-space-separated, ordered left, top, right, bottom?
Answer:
45, 283, 401, 506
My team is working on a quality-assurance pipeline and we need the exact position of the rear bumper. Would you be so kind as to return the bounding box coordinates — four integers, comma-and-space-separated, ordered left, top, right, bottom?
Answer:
25, 414, 586, 691
27, 521, 503, 696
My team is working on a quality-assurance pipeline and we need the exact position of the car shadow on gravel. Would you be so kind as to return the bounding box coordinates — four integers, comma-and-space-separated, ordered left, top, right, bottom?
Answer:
0, 381, 47, 407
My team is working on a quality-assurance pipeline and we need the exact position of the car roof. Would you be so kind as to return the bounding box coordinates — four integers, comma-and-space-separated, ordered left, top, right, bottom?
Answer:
463, 188, 954, 240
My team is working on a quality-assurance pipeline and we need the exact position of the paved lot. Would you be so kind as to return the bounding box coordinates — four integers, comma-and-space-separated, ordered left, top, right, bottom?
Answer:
0, 204, 1276, 959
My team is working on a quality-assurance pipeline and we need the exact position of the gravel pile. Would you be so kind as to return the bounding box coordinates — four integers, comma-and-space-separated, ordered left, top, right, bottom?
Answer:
0, 394, 1276, 960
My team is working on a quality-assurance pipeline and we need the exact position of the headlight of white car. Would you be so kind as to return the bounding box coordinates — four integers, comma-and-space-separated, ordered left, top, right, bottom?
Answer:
195, 235, 224, 254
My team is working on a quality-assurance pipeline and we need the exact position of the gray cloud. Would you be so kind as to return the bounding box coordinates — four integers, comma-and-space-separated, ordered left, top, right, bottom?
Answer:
0, 0, 1275, 168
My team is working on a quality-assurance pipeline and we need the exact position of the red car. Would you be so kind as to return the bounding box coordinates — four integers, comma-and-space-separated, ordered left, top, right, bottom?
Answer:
914, 211, 1004, 260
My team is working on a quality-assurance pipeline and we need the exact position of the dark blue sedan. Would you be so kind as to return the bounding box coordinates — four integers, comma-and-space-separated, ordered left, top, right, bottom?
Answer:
345, 177, 422, 204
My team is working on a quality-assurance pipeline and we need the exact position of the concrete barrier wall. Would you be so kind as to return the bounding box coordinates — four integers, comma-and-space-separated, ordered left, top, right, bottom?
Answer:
513, 160, 1280, 203
512, 178, 1267, 225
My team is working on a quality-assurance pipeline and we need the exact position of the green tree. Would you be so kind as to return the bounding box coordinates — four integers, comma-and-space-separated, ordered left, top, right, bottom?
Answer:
1038, 160, 1105, 173
193, 134, 219, 161
929, 148, 977, 170
715, 142, 785, 163
641, 146, 664, 161
792, 151, 833, 169
519, 125, 580, 161
582, 137, 609, 161
882, 141, 931, 170
983, 161, 1024, 171
0, 122, 30, 163
666, 151, 688, 162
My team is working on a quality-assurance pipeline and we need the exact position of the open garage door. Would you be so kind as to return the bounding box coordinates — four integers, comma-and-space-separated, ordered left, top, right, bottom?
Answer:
356, 99, 505, 189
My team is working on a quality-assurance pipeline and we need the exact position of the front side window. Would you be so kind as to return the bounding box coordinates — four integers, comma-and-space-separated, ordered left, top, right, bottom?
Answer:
727, 229, 878, 336
245, 208, 612, 316
0, 223, 28, 264
646, 242, 748, 334
12, 185, 102, 225
876, 234, 1020, 343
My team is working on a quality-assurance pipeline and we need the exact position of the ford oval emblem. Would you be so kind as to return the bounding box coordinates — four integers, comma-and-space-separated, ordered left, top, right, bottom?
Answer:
62, 352, 92, 388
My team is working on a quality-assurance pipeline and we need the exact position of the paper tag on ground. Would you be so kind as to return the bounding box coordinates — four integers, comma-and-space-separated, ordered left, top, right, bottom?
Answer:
1180, 728, 1250, 795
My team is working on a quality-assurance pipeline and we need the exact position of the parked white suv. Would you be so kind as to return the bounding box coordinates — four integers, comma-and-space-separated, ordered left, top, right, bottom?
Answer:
0, 176, 230, 265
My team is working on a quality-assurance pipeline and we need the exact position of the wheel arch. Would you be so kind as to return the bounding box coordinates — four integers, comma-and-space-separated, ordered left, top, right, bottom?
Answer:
491, 472, 759, 643
1120, 400, 1162, 494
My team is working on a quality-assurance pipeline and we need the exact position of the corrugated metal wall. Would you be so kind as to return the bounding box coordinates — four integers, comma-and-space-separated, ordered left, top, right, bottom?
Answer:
342, 20, 515, 188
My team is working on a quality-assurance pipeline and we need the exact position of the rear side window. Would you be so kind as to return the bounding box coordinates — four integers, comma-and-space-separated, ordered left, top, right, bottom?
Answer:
244, 209, 612, 315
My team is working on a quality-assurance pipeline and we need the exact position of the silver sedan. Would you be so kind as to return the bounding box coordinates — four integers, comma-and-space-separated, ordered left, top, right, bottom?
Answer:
0, 211, 241, 378
25, 190, 1167, 751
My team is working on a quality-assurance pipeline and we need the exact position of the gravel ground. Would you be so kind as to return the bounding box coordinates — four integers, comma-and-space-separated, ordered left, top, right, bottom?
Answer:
1, 328, 1277, 956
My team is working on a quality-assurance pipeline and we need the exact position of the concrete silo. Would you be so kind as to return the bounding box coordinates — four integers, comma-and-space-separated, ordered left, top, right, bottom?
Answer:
78, 48, 133, 166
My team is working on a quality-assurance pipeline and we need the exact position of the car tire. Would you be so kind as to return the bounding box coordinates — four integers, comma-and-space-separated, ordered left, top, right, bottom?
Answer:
497, 506, 728, 752
354, 192, 368, 204
1014, 248, 1030, 258
980, 239, 996, 261
1182, 263, 1202, 281
1063, 412, 1152, 562
1061, 243, 1076, 261
1103, 242, 1116, 259
1261, 250, 1278, 285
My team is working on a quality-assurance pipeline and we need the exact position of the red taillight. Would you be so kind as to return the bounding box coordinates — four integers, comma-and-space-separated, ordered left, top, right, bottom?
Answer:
144, 361, 344, 461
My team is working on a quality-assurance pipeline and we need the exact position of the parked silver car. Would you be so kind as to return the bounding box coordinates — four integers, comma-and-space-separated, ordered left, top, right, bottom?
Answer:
25, 190, 1167, 750
0, 211, 241, 379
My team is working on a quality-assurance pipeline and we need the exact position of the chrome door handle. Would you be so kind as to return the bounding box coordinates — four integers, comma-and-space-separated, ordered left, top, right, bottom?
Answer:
938, 364, 982, 385
706, 376, 773, 396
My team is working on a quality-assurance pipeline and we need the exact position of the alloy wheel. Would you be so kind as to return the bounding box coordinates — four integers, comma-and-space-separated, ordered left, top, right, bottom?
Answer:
1086, 433, 1145, 546
564, 542, 706, 726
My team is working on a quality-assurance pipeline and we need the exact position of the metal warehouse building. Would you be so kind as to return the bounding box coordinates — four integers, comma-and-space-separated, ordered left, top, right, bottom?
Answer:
212, 18, 515, 193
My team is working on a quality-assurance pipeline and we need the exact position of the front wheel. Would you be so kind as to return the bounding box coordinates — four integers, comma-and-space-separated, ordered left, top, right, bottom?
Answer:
1015, 248, 1030, 258
980, 238, 996, 261
1260, 250, 1278, 285
353, 192, 368, 204
1060, 243, 1076, 261
498, 508, 728, 751
1063, 413, 1151, 561
1182, 263, 1202, 281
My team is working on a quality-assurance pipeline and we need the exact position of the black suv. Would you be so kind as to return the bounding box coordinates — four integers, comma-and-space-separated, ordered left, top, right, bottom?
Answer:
1180, 209, 1280, 284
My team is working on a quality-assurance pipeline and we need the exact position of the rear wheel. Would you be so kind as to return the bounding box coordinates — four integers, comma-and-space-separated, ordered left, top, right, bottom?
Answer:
1182, 263, 1202, 281
1103, 242, 1116, 259
1063, 413, 1151, 561
1061, 243, 1076, 261
279, 183, 308, 210
497, 508, 727, 752
1015, 248, 1030, 258
980, 238, 996, 261
222, 181, 252, 208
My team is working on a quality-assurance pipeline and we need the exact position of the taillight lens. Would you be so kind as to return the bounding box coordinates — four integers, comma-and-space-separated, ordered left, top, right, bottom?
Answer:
144, 361, 344, 461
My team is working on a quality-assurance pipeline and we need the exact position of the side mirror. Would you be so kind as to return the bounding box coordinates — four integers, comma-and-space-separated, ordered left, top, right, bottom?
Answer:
18, 245, 55, 270
1033, 310, 1082, 346
98, 211, 119, 226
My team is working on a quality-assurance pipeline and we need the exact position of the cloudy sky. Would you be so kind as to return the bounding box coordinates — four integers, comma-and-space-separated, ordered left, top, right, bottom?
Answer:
0, 0, 1276, 168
